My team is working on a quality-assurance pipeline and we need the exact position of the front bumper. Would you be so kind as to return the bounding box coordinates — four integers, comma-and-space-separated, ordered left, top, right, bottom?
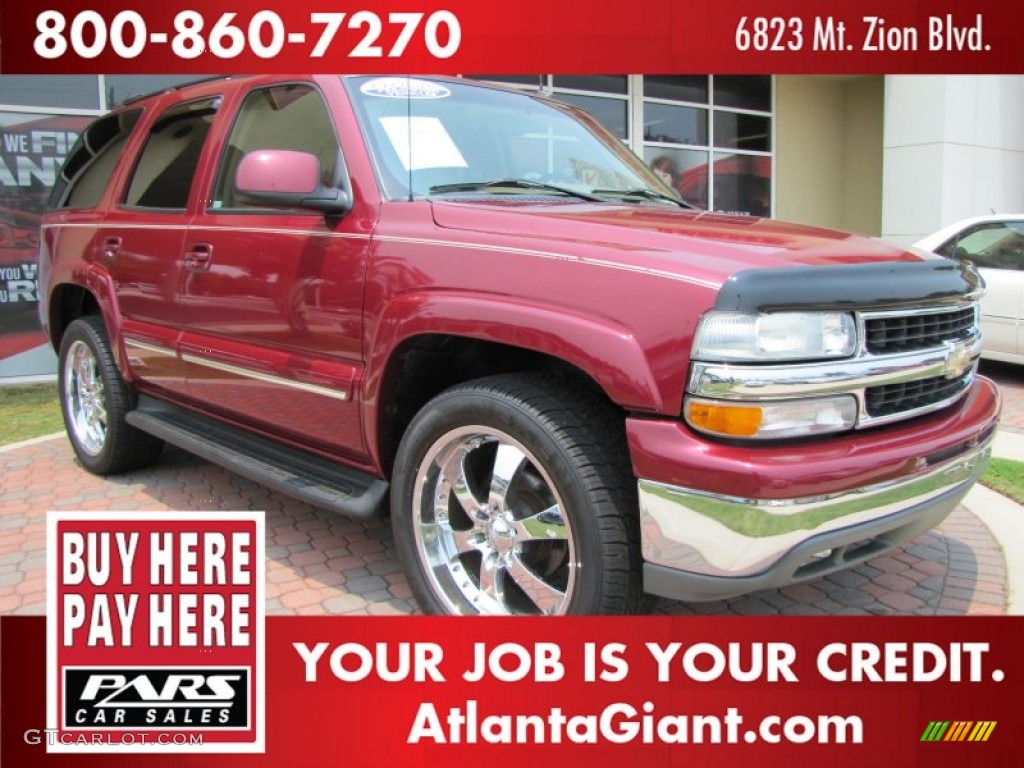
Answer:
640, 437, 990, 601
633, 377, 1001, 602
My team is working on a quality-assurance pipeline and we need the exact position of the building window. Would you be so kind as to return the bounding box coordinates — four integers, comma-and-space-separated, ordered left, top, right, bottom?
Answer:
712, 152, 771, 217
714, 111, 771, 152
644, 103, 708, 146
641, 75, 771, 214
644, 75, 708, 104
713, 75, 772, 111
552, 75, 628, 95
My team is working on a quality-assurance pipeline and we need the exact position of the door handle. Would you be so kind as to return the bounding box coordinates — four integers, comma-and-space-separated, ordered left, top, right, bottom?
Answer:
184, 243, 213, 271
101, 236, 121, 261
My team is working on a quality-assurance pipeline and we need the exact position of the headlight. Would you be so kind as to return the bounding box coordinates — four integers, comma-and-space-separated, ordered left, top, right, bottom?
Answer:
692, 311, 857, 362
685, 395, 858, 440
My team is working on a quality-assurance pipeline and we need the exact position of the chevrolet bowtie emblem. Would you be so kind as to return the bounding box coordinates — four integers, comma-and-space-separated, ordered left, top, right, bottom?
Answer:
943, 340, 973, 380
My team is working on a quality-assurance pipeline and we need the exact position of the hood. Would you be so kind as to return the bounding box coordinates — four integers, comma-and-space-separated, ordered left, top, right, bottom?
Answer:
430, 200, 931, 289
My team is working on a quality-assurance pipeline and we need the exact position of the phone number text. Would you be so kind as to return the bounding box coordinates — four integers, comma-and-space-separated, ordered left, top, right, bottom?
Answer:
34, 9, 461, 61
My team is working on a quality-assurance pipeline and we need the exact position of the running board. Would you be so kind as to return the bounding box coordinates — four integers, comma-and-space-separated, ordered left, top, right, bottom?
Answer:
126, 397, 388, 519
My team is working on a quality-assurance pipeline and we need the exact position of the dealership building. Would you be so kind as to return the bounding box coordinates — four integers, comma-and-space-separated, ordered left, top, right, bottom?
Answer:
1, 73, 1022, 380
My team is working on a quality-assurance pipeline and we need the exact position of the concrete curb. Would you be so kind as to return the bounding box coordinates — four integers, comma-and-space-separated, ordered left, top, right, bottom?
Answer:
963, 484, 1024, 615
0, 375, 57, 388
924, 427, 1023, 614
0, 432, 64, 454
992, 430, 1024, 462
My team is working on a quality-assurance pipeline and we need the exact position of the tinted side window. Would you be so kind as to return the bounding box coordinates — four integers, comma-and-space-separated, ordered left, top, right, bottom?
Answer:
51, 110, 142, 209
938, 221, 1024, 271
212, 84, 339, 210
124, 97, 220, 210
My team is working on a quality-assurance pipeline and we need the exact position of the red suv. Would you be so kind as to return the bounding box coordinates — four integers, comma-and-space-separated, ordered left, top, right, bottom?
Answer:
39, 75, 1000, 615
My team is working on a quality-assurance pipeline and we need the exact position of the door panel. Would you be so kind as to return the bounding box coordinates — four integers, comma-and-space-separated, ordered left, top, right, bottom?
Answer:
104, 96, 223, 397
100, 216, 189, 398
179, 82, 370, 457
179, 218, 368, 453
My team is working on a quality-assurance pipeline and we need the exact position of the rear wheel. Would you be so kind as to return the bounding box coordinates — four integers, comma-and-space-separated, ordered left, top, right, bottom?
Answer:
391, 374, 642, 615
59, 316, 163, 475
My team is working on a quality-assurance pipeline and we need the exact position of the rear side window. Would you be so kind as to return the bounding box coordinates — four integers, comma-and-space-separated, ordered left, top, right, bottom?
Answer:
123, 97, 220, 210
211, 84, 339, 210
51, 109, 142, 210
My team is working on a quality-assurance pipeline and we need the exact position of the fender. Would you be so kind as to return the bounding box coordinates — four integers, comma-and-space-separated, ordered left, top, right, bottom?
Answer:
361, 290, 666, 469
50, 263, 137, 385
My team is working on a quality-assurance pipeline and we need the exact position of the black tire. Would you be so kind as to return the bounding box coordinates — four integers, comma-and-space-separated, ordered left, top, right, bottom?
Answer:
391, 374, 642, 615
58, 315, 163, 475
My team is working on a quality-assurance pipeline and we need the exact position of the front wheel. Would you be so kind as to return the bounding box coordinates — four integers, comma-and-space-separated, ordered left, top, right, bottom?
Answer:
391, 375, 642, 615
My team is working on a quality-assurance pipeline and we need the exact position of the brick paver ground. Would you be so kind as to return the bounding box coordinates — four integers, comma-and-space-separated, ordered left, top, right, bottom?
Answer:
982, 360, 1024, 433
0, 433, 1010, 617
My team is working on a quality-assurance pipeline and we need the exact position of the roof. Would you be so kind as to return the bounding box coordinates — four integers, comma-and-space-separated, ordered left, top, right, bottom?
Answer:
117, 76, 236, 107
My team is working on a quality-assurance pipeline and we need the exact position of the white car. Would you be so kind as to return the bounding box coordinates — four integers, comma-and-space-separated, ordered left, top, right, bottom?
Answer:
915, 215, 1024, 365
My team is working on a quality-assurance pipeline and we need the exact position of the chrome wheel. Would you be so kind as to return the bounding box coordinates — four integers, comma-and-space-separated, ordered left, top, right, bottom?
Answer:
412, 426, 576, 615
63, 340, 107, 456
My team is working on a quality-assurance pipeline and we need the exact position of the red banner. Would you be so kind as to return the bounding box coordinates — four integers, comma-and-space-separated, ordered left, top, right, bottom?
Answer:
0, 0, 1021, 74
3, 615, 1022, 766
46, 513, 265, 753
1, 1, 1021, 767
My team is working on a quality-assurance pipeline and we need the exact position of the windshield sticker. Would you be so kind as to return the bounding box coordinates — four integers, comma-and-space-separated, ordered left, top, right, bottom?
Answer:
379, 116, 468, 172
360, 78, 451, 99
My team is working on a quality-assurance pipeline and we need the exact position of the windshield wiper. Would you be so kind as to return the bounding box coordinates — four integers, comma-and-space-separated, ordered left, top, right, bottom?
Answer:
591, 187, 699, 209
428, 178, 604, 202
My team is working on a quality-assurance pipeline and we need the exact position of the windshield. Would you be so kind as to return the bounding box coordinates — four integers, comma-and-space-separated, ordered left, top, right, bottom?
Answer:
345, 76, 676, 202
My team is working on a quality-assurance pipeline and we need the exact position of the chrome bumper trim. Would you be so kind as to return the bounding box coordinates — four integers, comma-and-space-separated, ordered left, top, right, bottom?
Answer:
638, 436, 991, 579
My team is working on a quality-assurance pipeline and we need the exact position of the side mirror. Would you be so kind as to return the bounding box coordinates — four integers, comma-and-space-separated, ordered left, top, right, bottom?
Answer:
234, 149, 351, 215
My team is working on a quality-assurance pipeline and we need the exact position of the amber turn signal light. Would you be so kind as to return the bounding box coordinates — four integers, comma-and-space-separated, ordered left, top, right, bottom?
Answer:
686, 401, 763, 437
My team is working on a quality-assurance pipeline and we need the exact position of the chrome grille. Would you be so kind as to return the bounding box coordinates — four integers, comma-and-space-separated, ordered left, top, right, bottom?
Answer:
864, 306, 975, 353
865, 371, 974, 419
686, 300, 982, 438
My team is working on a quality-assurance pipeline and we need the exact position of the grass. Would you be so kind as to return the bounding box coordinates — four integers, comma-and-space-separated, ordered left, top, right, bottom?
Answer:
0, 383, 64, 446
980, 458, 1024, 506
